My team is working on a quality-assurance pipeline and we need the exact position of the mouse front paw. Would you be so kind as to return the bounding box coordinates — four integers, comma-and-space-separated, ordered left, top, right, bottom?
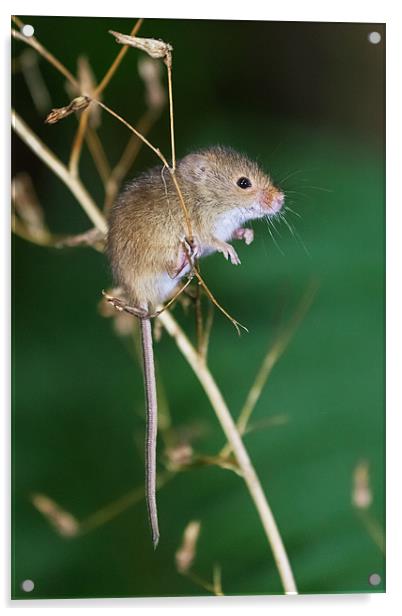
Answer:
167, 236, 201, 280
183, 235, 201, 261
233, 227, 254, 245
214, 240, 241, 265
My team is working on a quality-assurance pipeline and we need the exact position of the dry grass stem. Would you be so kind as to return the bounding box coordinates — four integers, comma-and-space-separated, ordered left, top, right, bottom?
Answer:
101, 58, 166, 212
221, 280, 317, 458
12, 25, 80, 90
356, 510, 385, 554
212, 564, 224, 596
194, 285, 204, 352
12, 172, 50, 243
69, 108, 90, 176
19, 48, 51, 113
352, 459, 373, 510
95, 19, 143, 96
199, 302, 214, 362
103, 111, 163, 212
192, 267, 247, 335
79, 470, 173, 535
85, 127, 112, 185
165, 55, 176, 170
31, 493, 79, 538
34, 472, 174, 538
74, 56, 102, 126
138, 57, 166, 111
11, 215, 53, 247
351, 460, 384, 554
245, 413, 289, 436
55, 227, 105, 250
95, 98, 193, 239
158, 309, 298, 594
175, 521, 224, 595
175, 520, 201, 574
95, 99, 169, 166
12, 110, 108, 234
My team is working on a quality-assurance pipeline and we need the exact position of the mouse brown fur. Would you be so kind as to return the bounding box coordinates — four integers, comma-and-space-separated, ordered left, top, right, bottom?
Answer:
107, 145, 284, 310
106, 145, 284, 547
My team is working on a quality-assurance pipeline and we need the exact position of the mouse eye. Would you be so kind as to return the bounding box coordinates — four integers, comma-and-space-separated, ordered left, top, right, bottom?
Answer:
237, 177, 252, 189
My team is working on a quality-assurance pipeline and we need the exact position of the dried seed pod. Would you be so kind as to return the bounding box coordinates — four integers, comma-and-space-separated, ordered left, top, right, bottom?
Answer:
45, 95, 91, 124
31, 493, 79, 538
109, 30, 172, 60
175, 520, 201, 574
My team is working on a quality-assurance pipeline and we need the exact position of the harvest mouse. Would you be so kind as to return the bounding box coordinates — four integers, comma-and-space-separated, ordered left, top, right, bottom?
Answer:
107, 145, 284, 547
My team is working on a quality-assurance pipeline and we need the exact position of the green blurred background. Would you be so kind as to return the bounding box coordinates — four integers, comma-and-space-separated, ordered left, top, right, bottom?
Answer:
12, 17, 385, 598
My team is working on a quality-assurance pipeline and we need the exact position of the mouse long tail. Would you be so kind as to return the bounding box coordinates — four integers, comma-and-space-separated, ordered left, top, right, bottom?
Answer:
139, 316, 160, 549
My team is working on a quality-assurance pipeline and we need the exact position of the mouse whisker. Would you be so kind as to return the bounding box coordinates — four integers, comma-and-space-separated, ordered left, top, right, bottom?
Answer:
282, 189, 310, 200
263, 216, 284, 256
284, 205, 302, 220
278, 169, 307, 186
278, 212, 296, 238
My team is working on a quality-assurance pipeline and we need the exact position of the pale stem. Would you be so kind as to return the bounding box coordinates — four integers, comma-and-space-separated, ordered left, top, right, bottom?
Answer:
69, 108, 90, 177
95, 99, 195, 243
85, 127, 112, 185
158, 309, 298, 595
166, 56, 176, 170
69, 18, 143, 182
221, 281, 318, 457
95, 100, 169, 167
103, 108, 158, 212
94, 18, 144, 96
11, 28, 80, 90
12, 110, 108, 235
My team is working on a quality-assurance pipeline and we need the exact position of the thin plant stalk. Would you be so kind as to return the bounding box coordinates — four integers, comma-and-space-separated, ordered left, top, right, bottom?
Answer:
85, 127, 112, 185
12, 110, 107, 234
11, 23, 80, 90
103, 108, 159, 213
221, 281, 318, 457
158, 309, 298, 595
69, 108, 90, 177
94, 18, 144, 97
166, 56, 176, 170
69, 18, 143, 182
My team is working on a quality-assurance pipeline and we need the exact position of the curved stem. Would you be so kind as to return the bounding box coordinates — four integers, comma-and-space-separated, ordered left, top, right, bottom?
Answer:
94, 18, 143, 96
11, 27, 80, 90
12, 110, 107, 234
158, 310, 298, 595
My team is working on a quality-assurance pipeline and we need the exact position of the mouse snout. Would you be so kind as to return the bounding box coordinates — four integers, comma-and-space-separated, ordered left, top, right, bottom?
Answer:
261, 186, 284, 215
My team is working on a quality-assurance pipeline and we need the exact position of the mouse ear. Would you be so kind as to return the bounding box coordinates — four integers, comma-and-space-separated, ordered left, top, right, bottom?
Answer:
178, 153, 208, 183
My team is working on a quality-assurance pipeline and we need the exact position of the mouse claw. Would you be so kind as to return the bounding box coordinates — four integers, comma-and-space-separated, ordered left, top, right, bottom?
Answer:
183, 236, 200, 260
102, 290, 148, 318
215, 241, 241, 265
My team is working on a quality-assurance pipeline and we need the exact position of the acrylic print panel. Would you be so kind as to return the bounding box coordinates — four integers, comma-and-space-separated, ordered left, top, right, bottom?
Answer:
12, 15, 385, 599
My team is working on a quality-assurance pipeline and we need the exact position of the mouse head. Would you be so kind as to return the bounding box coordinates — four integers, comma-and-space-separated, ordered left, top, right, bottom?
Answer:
178, 146, 284, 218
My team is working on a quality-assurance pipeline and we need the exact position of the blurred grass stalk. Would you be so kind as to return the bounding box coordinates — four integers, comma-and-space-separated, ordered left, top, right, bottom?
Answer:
11, 16, 301, 594
352, 460, 385, 554
175, 520, 224, 595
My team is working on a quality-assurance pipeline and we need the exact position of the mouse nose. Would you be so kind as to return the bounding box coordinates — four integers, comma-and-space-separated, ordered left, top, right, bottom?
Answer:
262, 186, 284, 214
270, 191, 284, 213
